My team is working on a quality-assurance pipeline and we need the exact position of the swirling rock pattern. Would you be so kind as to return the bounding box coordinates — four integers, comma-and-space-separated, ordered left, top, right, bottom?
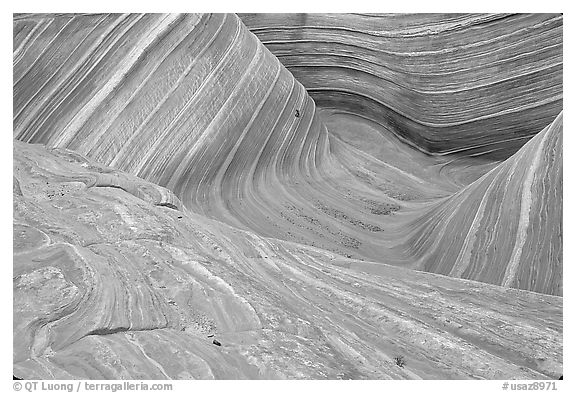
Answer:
13, 13, 562, 295
13, 13, 447, 269
13, 142, 562, 379
239, 13, 563, 159
400, 113, 562, 295
13, 13, 562, 378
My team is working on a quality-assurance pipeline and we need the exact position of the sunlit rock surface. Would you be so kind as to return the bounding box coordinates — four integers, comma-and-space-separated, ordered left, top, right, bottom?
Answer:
13, 142, 562, 379
13, 13, 562, 379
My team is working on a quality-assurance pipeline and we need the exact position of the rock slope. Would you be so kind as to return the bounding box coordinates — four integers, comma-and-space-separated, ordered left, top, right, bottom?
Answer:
400, 112, 563, 295
13, 142, 562, 379
239, 13, 563, 159
13, 13, 562, 295
13, 13, 563, 379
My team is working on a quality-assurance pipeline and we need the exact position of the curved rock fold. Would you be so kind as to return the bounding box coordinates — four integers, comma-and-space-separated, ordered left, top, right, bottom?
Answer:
13, 12, 562, 379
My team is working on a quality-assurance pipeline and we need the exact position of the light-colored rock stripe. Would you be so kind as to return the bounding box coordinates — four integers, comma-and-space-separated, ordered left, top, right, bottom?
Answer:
502, 114, 559, 287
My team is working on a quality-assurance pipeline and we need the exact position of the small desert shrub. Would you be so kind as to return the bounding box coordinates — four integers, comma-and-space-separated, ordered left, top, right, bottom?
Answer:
393, 355, 406, 368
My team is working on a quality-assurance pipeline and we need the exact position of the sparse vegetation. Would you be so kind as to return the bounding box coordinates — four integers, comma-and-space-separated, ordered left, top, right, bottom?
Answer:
393, 355, 406, 368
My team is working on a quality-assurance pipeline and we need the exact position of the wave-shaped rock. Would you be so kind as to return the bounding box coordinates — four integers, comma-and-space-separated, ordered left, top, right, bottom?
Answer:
13, 141, 562, 379
239, 13, 563, 159
13, 13, 563, 378
14, 15, 561, 293
401, 112, 562, 295
13, 13, 562, 295
12, 13, 432, 265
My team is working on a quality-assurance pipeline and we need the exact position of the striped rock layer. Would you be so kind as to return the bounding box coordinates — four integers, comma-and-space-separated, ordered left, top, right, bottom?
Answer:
239, 13, 563, 159
400, 112, 562, 295
13, 13, 562, 296
13, 141, 562, 379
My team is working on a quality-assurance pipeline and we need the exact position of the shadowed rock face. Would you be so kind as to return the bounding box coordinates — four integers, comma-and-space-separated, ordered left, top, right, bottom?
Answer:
239, 13, 563, 159
13, 13, 562, 379
13, 142, 562, 379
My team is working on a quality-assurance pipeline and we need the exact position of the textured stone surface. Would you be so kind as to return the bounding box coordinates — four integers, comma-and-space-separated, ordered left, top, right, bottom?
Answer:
13, 13, 562, 295
13, 142, 562, 379
400, 112, 563, 294
13, 13, 563, 379
239, 13, 563, 159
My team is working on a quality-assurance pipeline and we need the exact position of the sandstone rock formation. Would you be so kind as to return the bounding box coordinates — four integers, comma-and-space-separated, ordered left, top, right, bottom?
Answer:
13, 142, 562, 379
13, 13, 562, 379
239, 13, 563, 159
400, 112, 562, 294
